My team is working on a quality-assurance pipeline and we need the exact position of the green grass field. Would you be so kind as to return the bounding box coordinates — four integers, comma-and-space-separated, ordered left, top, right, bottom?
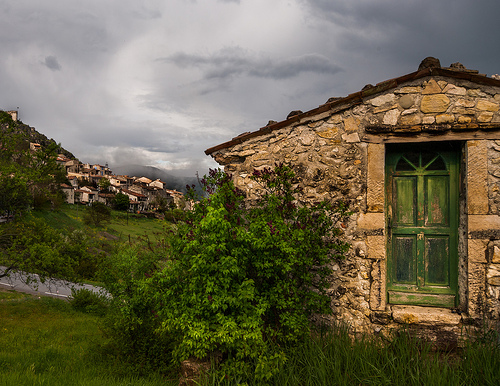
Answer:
2, 287, 498, 386
30, 204, 170, 243
0, 289, 174, 386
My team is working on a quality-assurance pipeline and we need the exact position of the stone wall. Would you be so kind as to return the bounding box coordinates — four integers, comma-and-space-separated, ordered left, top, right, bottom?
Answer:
210, 74, 500, 342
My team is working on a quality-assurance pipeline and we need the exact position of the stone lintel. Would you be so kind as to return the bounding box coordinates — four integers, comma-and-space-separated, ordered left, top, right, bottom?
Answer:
392, 305, 461, 326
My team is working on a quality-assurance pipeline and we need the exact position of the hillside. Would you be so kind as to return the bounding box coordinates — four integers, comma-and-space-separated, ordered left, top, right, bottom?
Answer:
1, 110, 201, 193
0, 111, 75, 160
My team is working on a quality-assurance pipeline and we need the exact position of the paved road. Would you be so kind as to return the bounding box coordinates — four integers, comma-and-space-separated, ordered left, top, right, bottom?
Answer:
0, 266, 106, 299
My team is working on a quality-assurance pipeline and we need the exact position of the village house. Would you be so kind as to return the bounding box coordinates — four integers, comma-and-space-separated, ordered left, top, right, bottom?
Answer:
109, 175, 132, 191
150, 178, 166, 190
120, 188, 148, 211
205, 57, 500, 345
60, 183, 74, 204
78, 186, 98, 205
56, 154, 71, 166
64, 159, 81, 174
29, 142, 41, 152
98, 192, 116, 206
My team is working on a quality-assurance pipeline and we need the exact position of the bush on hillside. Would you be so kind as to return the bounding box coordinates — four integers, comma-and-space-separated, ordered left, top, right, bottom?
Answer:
83, 202, 112, 227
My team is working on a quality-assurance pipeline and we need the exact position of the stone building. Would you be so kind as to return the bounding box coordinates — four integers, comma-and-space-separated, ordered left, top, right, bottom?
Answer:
205, 58, 500, 345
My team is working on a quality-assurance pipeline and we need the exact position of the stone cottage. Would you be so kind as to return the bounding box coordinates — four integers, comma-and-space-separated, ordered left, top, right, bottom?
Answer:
205, 57, 500, 344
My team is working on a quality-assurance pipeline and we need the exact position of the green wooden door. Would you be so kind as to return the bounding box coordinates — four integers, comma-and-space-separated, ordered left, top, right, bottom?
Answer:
386, 143, 459, 307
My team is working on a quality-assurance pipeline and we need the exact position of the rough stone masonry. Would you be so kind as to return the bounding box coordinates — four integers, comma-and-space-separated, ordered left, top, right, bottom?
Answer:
206, 58, 500, 346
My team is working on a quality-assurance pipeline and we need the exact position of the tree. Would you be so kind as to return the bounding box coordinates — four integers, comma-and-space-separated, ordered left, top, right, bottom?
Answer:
0, 173, 32, 219
83, 201, 112, 226
104, 165, 350, 381
0, 117, 67, 211
113, 192, 130, 211
99, 178, 111, 192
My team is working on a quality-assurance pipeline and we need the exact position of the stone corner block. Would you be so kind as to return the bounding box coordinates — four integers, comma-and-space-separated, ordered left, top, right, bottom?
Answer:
468, 215, 500, 234
366, 235, 385, 260
468, 239, 489, 263
357, 212, 385, 230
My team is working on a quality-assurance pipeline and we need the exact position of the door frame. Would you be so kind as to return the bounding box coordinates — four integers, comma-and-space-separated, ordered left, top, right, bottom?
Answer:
385, 142, 460, 308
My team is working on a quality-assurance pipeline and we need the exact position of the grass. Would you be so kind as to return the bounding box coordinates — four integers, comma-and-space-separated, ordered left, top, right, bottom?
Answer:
0, 289, 173, 386
1, 288, 499, 386
202, 325, 500, 386
102, 210, 169, 242
30, 204, 170, 243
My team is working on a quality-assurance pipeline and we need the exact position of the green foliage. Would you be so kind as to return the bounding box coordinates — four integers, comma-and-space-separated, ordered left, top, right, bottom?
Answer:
0, 122, 67, 213
84, 201, 112, 226
164, 208, 186, 222
113, 192, 130, 211
69, 288, 109, 316
99, 177, 111, 192
0, 172, 32, 217
105, 164, 349, 380
152, 195, 172, 213
101, 244, 177, 375
0, 217, 101, 282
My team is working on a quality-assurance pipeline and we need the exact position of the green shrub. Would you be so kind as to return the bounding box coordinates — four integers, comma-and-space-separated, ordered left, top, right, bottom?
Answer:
69, 288, 109, 316
164, 208, 186, 222
84, 201, 112, 226
104, 164, 350, 381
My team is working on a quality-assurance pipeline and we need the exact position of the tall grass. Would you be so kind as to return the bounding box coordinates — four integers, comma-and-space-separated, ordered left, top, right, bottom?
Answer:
0, 289, 173, 386
2, 289, 499, 385
203, 324, 500, 385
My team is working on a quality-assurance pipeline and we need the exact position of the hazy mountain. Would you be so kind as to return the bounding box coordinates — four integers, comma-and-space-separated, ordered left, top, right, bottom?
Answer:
112, 164, 200, 193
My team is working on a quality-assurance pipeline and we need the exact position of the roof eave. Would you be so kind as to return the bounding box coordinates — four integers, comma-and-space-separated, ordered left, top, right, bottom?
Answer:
205, 67, 500, 155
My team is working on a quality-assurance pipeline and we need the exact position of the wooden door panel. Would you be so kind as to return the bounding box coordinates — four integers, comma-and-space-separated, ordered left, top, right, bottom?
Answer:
425, 175, 449, 226
394, 176, 417, 226
424, 236, 450, 286
393, 235, 417, 284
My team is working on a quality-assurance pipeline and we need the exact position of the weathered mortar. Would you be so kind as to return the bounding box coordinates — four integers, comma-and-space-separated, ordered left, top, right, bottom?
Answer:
208, 60, 500, 341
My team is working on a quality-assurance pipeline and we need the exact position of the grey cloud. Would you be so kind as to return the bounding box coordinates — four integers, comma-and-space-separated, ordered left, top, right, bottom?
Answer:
165, 48, 341, 82
43, 56, 61, 71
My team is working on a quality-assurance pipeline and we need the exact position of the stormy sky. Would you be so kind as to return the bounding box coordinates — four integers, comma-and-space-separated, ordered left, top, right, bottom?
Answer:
1, 0, 499, 177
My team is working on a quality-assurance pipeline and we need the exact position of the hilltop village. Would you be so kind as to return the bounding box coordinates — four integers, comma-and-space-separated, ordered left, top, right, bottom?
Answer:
1, 110, 188, 214
51, 151, 188, 212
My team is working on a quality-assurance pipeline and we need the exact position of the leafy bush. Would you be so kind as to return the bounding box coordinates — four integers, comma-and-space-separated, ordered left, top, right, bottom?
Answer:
104, 164, 349, 381
164, 208, 186, 222
101, 244, 177, 376
113, 192, 130, 211
69, 288, 109, 316
84, 201, 112, 226
0, 217, 102, 282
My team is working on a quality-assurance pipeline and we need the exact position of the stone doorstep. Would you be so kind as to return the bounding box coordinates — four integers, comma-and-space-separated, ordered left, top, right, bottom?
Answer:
392, 305, 462, 326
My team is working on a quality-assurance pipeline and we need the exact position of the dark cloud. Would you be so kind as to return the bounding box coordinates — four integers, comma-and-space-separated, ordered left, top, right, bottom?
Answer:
164, 47, 341, 82
43, 56, 61, 71
299, 0, 500, 78
1, 0, 499, 178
